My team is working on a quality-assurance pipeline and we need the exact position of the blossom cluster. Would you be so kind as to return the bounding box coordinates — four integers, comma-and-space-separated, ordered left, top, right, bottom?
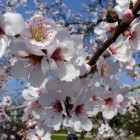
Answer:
98, 123, 127, 140
0, 0, 140, 139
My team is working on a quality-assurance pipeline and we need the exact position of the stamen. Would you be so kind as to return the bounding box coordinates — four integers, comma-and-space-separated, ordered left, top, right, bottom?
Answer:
51, 48, 63, 61
75, 104, 85, 116
21, 54, 44, 68
52, 100, 63, 113
129, 31, 137, 40
105, 97, 113, 105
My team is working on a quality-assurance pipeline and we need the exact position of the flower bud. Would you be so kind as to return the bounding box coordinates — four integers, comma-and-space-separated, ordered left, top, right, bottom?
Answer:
106, 10, 119, 23
122, 9, 134, 22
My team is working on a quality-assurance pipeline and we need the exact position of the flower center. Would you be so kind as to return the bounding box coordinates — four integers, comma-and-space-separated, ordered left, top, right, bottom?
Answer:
51, 48, 64, 62
92, 95, 98, 101
31, 27, 45, 42
103, 127, 107, 132
75, 104, 85, 116
129, 31, 137, 40
109, 47, 117, 55
105, 97, 113, 105
21, 54, 44, 68
52, 100, 63, 113
32, 101, 42, 110
29, 19, 54, 43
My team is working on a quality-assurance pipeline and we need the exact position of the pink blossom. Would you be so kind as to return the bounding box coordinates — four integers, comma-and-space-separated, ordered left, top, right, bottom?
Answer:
122, 9, 134, 22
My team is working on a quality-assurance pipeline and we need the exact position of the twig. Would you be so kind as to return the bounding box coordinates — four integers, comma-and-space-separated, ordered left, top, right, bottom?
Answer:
87, 0, 140, 67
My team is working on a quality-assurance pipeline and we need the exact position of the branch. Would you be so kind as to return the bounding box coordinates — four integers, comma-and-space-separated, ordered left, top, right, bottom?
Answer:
87, 0, 140, 66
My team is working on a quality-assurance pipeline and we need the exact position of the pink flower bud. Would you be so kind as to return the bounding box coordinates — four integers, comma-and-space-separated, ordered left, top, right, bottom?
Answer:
122, 9, 134, 22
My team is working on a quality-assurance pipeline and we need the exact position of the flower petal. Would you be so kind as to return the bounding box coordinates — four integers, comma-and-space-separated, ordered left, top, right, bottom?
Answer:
11, 60, 30, 79
102, 105, 117, 119
0, 12, 25, 36
0, 35, 9, 58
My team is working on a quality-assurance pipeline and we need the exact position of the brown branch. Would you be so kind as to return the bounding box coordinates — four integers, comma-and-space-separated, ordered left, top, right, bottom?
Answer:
87, 0, 140, 66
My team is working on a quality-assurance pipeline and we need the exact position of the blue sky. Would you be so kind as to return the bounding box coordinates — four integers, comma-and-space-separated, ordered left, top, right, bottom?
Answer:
119, 72, 140, 86
1, 0, 83, 15
63, 0, 83, 12
0, 0, 90, 22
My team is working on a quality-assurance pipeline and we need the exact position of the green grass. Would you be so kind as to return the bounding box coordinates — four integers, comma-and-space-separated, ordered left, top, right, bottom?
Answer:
52, 136, 140, 140
52, 135, 92, 140
127, 137, 140, 140
52, 136, 66, 140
